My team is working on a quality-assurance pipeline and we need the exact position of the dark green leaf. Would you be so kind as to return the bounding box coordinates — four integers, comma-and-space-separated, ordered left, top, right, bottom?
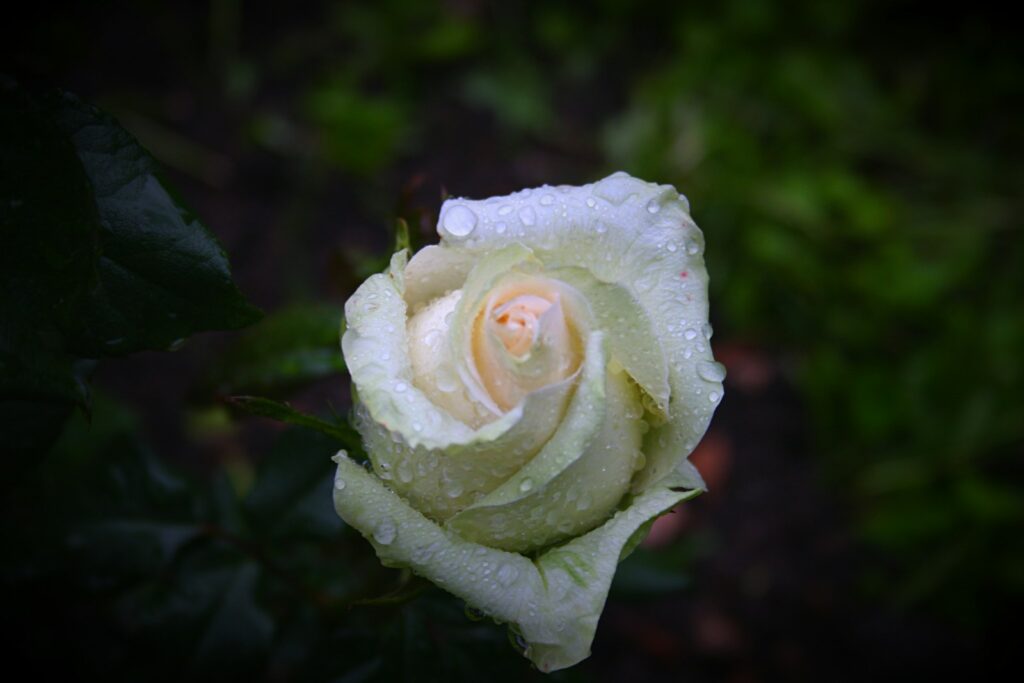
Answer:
245, 427, 344, 539
206, 303, 344, 396
186, 561, 274, 678
228, 395, 359, 446
47, 90, 261, 355
611, 544, 694, 599
0, 80, 98, 408
1, 80, 260, 458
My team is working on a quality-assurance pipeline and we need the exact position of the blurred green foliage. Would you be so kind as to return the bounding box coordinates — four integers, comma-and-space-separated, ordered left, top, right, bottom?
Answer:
217, 0, 1024, 624
4, 0, 1023, 678
596, 1, 1024, 622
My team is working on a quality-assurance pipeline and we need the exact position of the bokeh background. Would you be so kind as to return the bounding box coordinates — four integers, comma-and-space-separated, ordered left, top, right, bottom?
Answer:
3, 1, 1022, 680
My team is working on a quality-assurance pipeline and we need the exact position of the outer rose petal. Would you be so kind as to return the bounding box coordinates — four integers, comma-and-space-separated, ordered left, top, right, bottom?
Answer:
332, 451, 701, 672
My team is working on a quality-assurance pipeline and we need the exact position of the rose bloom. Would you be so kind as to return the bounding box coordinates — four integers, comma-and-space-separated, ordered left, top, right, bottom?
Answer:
334, 173, 724, 672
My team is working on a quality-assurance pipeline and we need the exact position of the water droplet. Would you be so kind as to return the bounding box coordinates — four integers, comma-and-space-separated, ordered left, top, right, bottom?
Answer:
519, 478, 534, 493
540, 193, 555, 206
576, 492, 592, 511
435, 368, 459, 393
442, 205, 477, 237
697, 360, 727, 383
509, 630, 529, 654
646, 198, 661, 214
595, 221, 608, 234
708, 391, 721, 403
519, 206, 537, 226
666, 242, 678, 252
373, 519, 397, 545
423, 329, 443, 348
702, 322, 714, 339
585, 197, 596, 208
397, 460, 413, 483
633, 451, 647, 471
496, 563, 519, 586
495, 221, 507, 234
444, 479, 464, 498
684, 328, 698, 340
686, 239, 701, 255
498, 204, 513, 216
394, 381, 409, 393
334, 477, 347, 491
593, 172, 640, 205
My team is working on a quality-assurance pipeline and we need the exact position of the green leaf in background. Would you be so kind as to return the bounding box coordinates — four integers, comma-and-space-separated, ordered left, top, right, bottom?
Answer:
205, 303, 344, 397
1, 79, 100, 459
0, 79, 260, 460
305, 83, 408, 174
47, 90, 261, 355
227, 395, 360, 447
245, 427, 345, 540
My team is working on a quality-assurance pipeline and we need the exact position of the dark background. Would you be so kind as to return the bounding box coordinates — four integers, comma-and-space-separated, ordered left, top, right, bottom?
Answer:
3, 1, 1022, 681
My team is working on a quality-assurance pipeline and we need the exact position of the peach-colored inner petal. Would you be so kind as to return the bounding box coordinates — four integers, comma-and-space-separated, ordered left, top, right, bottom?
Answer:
492, 294, 552, 356
470, 279, 581, 412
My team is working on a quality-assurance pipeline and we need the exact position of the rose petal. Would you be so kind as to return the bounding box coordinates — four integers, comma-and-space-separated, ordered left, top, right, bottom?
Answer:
332, 450, 701, 672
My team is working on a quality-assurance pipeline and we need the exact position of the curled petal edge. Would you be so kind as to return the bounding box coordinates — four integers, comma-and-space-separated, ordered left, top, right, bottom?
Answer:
332, 452, 701, 672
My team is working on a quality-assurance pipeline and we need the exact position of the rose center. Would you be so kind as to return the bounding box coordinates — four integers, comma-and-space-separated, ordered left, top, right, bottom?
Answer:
491, 294, 553, 357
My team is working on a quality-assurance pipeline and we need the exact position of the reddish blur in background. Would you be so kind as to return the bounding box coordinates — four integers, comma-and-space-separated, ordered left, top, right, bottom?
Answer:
2, 1, 1022, 681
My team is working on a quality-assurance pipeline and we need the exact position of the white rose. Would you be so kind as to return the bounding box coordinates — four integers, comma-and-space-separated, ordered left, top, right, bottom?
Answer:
334, 172, 724, 672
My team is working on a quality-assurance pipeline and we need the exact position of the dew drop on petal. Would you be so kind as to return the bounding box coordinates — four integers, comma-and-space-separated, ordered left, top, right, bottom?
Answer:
373, 518, 397, 545
594, 173, 638, 205
496, 563, 519, 586
435, 367, 459, 393
442, 205, 477, 237
697, 360, 727, 383
633, 450, 647, 471
519, 478, 534, 493
519, 206, 537, 226
423, 329, 443, 349
540, 193, 555, 206
444, 479, 464, 498
334, 477, 346, 491
684, 328, 698, 340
